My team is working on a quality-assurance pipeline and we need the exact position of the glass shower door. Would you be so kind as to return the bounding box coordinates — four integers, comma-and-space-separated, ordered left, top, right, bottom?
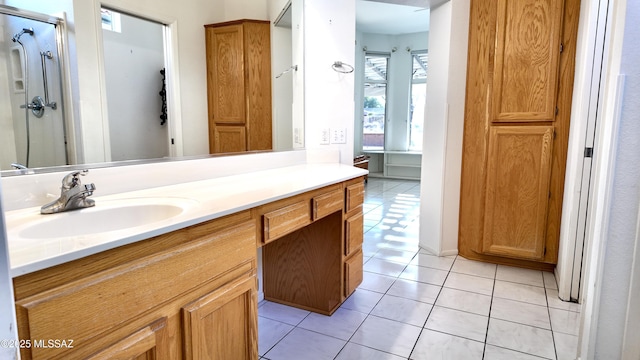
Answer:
0, 7, 67, 170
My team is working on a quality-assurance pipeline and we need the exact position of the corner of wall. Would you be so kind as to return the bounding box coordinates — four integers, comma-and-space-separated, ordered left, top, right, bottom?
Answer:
0, 179, 19, 360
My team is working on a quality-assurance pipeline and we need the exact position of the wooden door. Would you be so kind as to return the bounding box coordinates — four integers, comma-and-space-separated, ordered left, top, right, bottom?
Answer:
491, 0, 564, 122
87, 318, 169, 360
213, 126, 246, 153
182, 274, 258, 360
206, 24, 246, 154
459, 0, 580, 267
206, 24, 245, 125
205, 20, 272, 154
482, 126, 554, 260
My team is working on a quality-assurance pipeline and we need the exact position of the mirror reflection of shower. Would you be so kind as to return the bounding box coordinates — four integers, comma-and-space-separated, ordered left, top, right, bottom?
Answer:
1, 5, 68, 170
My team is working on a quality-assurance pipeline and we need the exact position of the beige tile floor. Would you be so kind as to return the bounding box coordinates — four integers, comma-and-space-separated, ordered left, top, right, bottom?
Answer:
258, 178, 580, 359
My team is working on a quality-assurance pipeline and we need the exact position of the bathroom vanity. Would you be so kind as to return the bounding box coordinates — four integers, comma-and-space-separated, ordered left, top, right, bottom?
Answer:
4, 151, 366, 359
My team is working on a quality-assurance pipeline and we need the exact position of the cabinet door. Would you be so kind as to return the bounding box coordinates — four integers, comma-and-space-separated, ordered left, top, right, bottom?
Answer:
459, 0, 578, 266
344, 250, 363, 297
183, 274, 258, 360
491, 0, 564, 122
87, 318, 169, 360
213, 126, 246, 153
345, 212, 363, 257
206, 25, 245, 125
345, 182, 365, 213
482, 126, 554, 260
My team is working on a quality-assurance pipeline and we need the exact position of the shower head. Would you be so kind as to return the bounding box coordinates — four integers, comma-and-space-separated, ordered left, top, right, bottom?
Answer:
11, 28, 34, 43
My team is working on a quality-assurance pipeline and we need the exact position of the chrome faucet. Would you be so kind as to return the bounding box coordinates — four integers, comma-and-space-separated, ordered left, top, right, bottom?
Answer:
41, 170, 96, 214
10, 163, 27, 170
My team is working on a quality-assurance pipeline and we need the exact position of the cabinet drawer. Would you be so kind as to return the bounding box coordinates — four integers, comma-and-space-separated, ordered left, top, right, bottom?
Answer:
345, 212, 364, 257
263, 200, 311, 243
344, 250, 363, 297
313, 189, 344, 221
15, 221, 256, 359
345, 182, 365, 213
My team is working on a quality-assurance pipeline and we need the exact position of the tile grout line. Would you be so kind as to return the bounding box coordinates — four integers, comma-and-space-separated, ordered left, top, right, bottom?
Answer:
335, 183, 420, 360
331, 240, 420, 359
544, 271, 560, 360
406, 256, 455, 359
259, 308, 313, 358
481, 261, 498, 359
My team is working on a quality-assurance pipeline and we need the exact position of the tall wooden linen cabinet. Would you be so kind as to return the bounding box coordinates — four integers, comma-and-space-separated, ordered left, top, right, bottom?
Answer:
205, 20, 272, 154
458, 0, 580, 270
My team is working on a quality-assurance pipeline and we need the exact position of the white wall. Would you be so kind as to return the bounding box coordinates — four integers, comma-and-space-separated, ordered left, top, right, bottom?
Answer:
355, 31, 428, 152
0, 175, 18, 360
224, 0, 267, 20
303, 0, 355, 164
419, 0, 469, 256
269, 0, 294, 151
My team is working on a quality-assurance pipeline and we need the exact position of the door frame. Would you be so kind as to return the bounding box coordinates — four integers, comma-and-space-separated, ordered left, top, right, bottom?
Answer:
561, 0, 631, 357
94, 0, 183, 160
555, 0, 612, 302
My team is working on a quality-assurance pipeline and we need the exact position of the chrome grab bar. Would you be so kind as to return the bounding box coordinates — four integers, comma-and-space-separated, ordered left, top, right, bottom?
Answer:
39, 51, 56, 110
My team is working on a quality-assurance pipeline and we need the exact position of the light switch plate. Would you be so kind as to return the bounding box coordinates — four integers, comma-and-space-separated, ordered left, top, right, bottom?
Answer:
320, 128, 330, 145
331, 128, 347, 144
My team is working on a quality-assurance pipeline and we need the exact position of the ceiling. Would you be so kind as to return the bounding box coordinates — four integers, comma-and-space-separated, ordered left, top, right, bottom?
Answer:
274, 0, 440, 35
356, 0, 431, 35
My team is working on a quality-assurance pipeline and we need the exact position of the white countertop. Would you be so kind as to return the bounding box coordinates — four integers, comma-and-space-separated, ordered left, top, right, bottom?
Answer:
6, 163, 367, 277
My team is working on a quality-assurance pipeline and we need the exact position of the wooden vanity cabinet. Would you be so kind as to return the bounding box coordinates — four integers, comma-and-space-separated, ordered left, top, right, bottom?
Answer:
204, 20, 272, 154
13, 211, 258, 360
261, 178, 365, 315
12, 177, 366, 358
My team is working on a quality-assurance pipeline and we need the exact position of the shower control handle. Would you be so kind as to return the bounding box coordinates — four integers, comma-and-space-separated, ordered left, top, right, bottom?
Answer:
19, 96, 45, 118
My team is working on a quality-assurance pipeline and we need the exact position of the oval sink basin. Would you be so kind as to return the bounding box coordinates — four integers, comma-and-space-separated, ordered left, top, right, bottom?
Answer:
16, 198, 197, 240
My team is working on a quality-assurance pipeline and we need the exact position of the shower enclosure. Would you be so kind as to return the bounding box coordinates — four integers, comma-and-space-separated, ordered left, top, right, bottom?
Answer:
0, 5, 68, 170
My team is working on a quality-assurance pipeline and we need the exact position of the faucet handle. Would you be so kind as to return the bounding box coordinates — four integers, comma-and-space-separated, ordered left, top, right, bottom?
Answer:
62, 169, 89, 188
84, 183, 96, 197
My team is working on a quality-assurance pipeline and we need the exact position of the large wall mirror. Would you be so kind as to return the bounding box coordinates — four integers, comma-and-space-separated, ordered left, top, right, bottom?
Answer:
0, 0, 303, 176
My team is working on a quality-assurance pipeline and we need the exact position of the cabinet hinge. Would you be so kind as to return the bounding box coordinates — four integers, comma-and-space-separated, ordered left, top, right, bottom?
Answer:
584, 147, 594, 158
544, 247, 547, 256
560, 43, 564, 53
555, 107, 559, 116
